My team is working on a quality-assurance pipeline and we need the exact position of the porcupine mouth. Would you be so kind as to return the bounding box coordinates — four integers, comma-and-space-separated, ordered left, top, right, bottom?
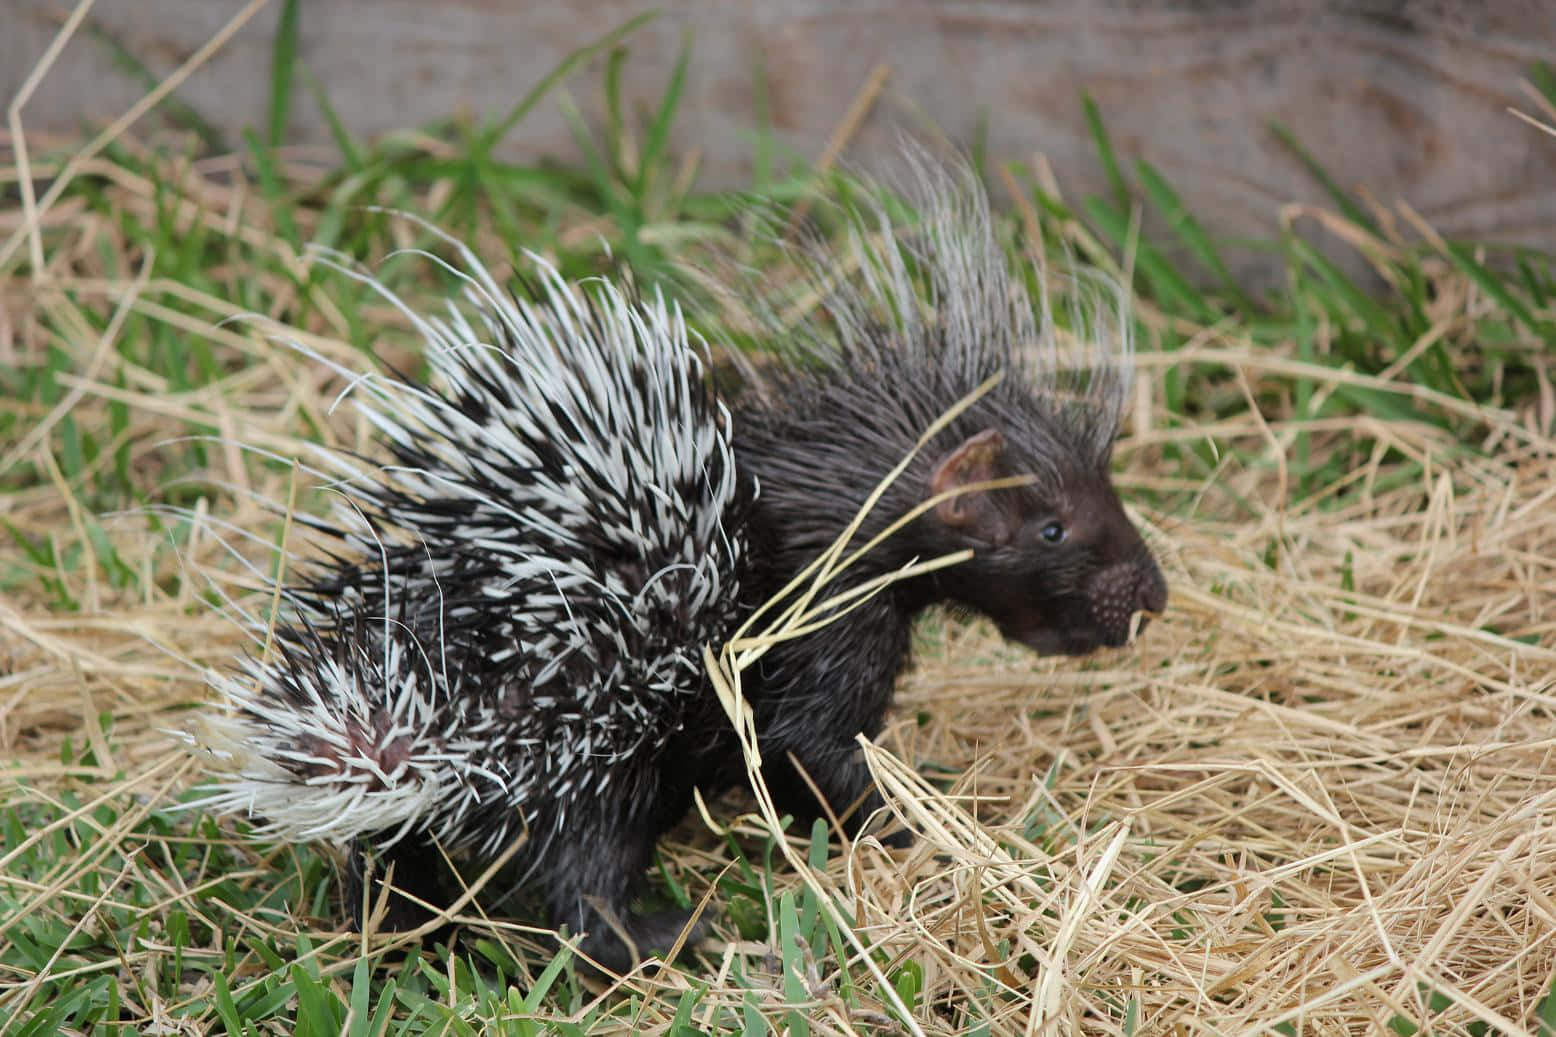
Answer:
1010, 618, 1151, 658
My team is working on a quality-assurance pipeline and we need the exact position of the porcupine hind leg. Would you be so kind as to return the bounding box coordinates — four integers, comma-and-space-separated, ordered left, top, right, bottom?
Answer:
347, 837, 455, 935
542, 793, 704, 974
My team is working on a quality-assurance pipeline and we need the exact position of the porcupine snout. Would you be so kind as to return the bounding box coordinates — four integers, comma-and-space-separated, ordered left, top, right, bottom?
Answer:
1088, 550, 1168, 646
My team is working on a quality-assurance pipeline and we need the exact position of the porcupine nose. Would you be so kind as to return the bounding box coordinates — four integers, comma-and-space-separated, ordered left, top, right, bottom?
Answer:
1137, 558, 1168, 616
1091, 555, 1168, 643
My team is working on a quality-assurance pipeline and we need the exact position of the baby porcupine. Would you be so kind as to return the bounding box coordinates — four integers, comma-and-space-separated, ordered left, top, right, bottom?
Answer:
201, 165, 1166, 973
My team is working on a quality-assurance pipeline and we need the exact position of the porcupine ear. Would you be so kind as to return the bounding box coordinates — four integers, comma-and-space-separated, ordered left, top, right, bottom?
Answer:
929, 428, 1019, 546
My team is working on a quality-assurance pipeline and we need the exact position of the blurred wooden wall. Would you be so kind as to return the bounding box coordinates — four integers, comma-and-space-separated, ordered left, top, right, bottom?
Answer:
7, 0, 1555, 291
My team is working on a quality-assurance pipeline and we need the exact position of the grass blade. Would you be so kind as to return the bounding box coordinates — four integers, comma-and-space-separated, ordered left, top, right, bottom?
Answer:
637, 29, 692, 197
1136, 158, 1252, 308
267, 0, 301, 149
1269, 121, 1377, 234
1083, 94, 1131, 214
84, 22, 227, 152
481, 12, 659, 151
302, 65, 361, 169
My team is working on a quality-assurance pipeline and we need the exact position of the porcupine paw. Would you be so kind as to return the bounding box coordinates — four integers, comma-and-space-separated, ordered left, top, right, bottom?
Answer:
849, 800, 913, 848
578, 907, 708, 975
834, 783, 913, 849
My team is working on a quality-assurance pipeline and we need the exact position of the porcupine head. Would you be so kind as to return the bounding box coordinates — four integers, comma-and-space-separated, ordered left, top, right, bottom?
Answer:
734, 159, 1167, 826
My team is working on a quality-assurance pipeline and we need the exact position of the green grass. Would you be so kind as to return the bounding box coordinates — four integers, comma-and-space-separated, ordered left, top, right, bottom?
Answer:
3, 6, 1555, 1033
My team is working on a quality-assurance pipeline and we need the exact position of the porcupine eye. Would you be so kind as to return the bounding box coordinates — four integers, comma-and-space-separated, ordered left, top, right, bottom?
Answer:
1039, 521, 1066, 544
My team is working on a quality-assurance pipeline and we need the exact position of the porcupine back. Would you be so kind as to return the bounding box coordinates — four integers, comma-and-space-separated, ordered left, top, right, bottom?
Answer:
202, 234, 751, 876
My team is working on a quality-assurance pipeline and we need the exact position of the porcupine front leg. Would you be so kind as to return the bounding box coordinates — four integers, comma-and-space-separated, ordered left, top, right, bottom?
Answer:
757, 606, 915, 847
764, 729, 912, 848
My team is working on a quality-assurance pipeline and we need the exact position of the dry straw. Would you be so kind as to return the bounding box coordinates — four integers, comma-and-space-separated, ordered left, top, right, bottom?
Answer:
4, 5, 1556, 1034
